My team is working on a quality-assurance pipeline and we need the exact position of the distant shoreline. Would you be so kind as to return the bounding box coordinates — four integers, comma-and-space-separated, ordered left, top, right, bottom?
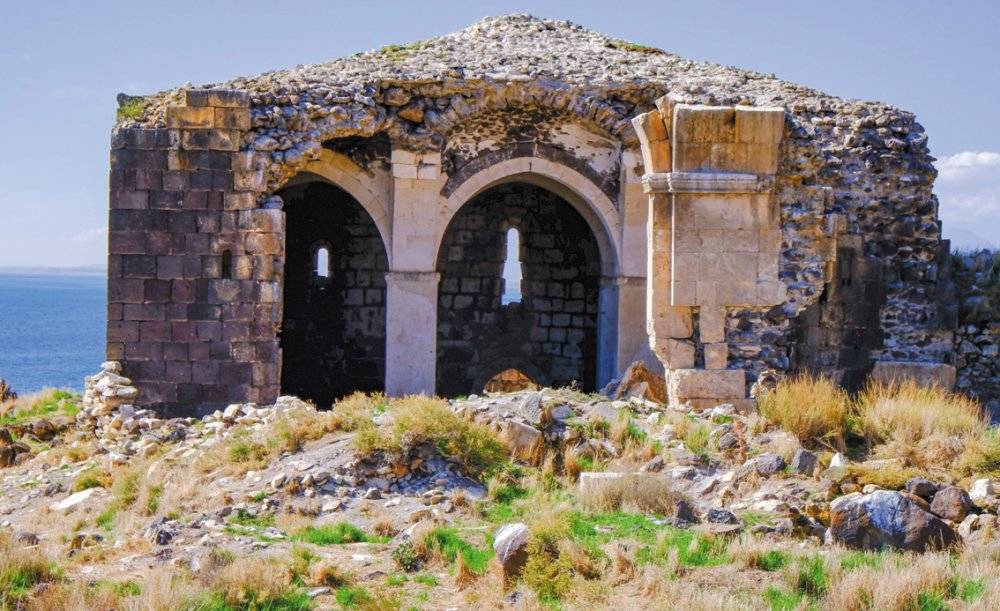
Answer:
0, 266, 106, 278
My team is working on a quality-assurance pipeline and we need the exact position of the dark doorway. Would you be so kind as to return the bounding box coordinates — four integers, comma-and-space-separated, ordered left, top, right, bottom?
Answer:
279, 181, 388, 405
436, 182, 602, 396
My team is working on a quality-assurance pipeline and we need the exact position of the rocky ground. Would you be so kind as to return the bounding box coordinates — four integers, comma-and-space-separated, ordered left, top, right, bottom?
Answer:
3, 364, 1000, 609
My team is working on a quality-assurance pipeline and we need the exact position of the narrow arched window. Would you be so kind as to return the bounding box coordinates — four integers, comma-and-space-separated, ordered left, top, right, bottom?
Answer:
501, 227, 523, 305
221, 250, 233, 279
315, 246, 331, 279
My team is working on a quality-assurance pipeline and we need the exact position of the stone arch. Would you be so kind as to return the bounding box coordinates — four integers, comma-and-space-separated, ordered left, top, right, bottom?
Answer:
425, 85, 637, 144
280, 149, 394, 267
440, 157, 621, 277
435, 180, 607, 396
277, 180, 389, 405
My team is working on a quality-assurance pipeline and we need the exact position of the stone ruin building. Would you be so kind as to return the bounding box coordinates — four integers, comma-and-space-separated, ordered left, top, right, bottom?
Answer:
106, 15, 982, 414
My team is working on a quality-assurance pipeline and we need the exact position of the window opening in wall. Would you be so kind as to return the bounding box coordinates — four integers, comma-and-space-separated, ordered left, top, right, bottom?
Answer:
501, 227, 523, 305
221, 250, 233, 279
314, 245, 331, 279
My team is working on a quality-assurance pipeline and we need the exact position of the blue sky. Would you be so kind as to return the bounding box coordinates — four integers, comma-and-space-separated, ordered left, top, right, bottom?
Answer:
1, 0, 997, 268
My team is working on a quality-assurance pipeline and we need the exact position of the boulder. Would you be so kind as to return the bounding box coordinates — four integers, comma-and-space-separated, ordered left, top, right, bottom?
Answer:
929, 486, 974, 522
706, 507, 740, 525
829, 490, 959, 552
739, 453, 786, 478
969, 478, 997, 510
602, 360, 667, 404
790, 449, 818, 476
672, 499, 699, 526
493, 523, 530, 579
905, 477, 939, 501
501, 421, 542, 461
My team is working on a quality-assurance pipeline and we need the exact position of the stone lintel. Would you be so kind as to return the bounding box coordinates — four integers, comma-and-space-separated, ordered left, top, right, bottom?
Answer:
641, 172, 769, 194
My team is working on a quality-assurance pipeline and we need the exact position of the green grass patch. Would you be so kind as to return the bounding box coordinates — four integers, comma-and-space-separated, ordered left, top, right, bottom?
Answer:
96, 508, 116, 531
569, 511, 728, 568
291, 522, 387, 546
609, 39, 666, 54
0, 390, 79, 426
839, 550, 887, 571
422, 527, 493, 575
764, 586, 805, 611
916, 590, 949, 611
73, 468, 112, 492
740, 511, 773, 529
146, 484, 163, 515
756, 550, 789, 572
197, 589, 311, 611
116, 97, 147, 121
412, 573, 438, 586
0, 561, 63, 607
386, 573, 407, 587
958, 578, 986, 602
795, 555, 828, 597
335, 585, 372, 608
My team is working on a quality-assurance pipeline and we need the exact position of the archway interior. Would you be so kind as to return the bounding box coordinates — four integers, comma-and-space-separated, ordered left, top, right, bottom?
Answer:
436, 182, 602, 396
279, 181, 388, 405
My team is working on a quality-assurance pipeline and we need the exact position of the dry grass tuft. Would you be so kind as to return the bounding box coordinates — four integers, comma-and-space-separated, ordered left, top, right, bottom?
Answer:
372, 518, 398, 538
454, 553, 478, 589
858, 381, 996, 476
308, 561, 353, 588
858, 380, 985, 445
579, 473, 687, 515
757, 374, 849, 448
209, 557, 292, 606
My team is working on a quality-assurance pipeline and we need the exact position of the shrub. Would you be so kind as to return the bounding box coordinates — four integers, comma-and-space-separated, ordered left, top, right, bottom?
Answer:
392, 542, 419, 571
757, 375, 849, 447
330, 392, 382, 432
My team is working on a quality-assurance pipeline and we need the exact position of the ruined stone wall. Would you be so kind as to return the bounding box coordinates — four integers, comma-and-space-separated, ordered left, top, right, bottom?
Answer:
952, 251, 1000, 412
436, 183, 601, 395
278, 182, 387, 406
108, 90, 281, 411
727, 100, 949, 382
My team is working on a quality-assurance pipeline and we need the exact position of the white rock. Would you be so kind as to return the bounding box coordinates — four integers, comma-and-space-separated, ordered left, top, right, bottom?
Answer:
970, 478, 994, 502
829, 453, 847, 468
493, 523, 530, 571
49, 488, 99, 513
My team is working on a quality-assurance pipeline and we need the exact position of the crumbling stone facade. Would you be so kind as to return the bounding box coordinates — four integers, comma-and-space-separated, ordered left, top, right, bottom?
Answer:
106, 15, 973, 411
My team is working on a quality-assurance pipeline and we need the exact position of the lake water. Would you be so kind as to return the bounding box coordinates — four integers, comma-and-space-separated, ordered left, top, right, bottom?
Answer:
0, 273, 105, 393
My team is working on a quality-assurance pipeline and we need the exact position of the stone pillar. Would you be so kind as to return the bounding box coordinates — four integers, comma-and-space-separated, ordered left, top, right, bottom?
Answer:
384, 149, 444, 396
385, 271, 440, 396
612, 149, 662, 378
108, 89, 278, 411
632, 99, 785, 409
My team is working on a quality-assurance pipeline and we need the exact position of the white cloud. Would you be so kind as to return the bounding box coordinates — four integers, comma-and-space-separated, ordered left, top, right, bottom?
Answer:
934, 151, 1000, 251
70, 227, 106, 243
